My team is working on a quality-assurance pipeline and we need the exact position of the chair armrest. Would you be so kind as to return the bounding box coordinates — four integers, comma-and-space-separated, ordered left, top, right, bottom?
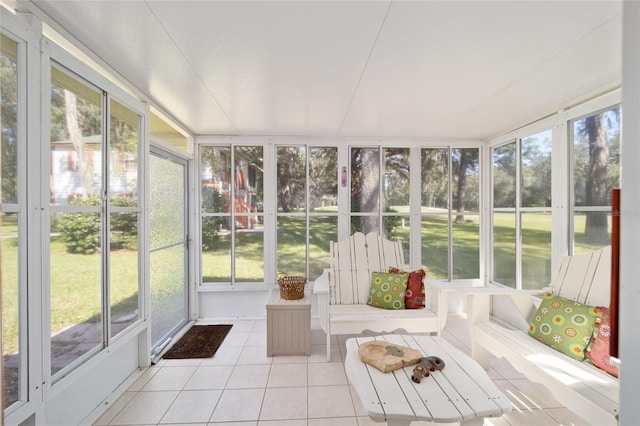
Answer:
313, 269, 330, 294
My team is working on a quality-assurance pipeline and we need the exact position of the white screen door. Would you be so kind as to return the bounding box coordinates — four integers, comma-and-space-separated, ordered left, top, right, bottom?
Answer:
149, 149, 189, 358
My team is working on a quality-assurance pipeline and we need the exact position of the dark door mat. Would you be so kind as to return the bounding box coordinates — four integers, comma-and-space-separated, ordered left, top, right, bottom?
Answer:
162, 324, 233, 359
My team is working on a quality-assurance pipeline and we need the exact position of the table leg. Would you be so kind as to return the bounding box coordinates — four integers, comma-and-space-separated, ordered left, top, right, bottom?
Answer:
385, 420, 412, 426
460, 417, 484, 426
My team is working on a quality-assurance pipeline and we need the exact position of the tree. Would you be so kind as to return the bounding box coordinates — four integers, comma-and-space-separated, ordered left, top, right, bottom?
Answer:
277, 146, 305, 212
308, 147, 337, 211
584, 113, 610, 244
64, 91, 95, 198
454, 149, 477, 223
351, 148, 380, 234
453, 149, 480, 223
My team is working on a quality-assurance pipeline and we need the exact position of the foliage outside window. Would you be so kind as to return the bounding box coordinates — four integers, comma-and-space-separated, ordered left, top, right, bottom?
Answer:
49, 64, 141, 378
571, 107, 621, 253
421, 148, 480, 280
491, 130, 552, 289
276, 146, 337, 281
1, 31, 23, 410
200, 145, 264, 283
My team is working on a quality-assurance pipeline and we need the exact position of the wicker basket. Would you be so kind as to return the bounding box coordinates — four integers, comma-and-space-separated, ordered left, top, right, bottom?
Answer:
277, 274, 307, 300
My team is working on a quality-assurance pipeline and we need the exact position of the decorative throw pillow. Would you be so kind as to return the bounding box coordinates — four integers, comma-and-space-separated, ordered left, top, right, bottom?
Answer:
586, 307, 619, 377
528, 292, 600, 361
389, 267, 426, 309
367, 272, 408, 310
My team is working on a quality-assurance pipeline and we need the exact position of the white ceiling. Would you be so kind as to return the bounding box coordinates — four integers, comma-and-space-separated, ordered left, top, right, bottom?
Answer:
29, 1, 622, 140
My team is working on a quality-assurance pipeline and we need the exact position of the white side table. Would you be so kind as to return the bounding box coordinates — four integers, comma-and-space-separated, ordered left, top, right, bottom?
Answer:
266, 289, 311, 356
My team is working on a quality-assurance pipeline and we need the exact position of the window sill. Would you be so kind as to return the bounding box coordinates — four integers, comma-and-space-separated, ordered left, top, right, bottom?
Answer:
197, 283, 273, 292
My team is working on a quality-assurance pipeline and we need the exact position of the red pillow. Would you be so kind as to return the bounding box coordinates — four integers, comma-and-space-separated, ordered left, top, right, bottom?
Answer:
388, 267, 425, 309
586, 307, 619, 377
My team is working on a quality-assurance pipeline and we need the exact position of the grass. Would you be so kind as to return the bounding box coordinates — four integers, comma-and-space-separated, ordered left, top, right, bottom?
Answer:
3, 209, 612, 356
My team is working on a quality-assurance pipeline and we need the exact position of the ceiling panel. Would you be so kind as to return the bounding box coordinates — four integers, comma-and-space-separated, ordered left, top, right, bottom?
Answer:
148, 1, 390, 135
339, 1, 622, 138
29, 1, 621, 140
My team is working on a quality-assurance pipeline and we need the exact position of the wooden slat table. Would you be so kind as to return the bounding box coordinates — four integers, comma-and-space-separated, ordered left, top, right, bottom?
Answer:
345, 334, 512, 426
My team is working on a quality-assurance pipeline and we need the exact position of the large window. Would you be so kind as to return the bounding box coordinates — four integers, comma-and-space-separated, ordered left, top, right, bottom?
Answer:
276, 145, 337, 280
571, 106, 621, 253
491, 130, 552, 289
200, 145, 264, 283
350, 147, 411, 256
421, 148, 480, 280
49, 63, 142, 378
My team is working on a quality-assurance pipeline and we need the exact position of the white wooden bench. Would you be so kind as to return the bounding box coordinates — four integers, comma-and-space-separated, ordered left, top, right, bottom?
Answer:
466, 246, 619, 426
314, 232, 450, 361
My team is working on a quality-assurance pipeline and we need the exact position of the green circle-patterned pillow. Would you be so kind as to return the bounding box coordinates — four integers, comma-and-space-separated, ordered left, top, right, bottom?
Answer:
367, 272, 408, 310
528, 292, 600, 360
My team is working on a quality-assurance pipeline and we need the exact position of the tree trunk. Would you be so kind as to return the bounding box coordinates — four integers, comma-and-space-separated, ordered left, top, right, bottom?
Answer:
584, 114, 609, 244
360, 149, 380, 235
65, 91, 95, 197
454, 150, 471, 224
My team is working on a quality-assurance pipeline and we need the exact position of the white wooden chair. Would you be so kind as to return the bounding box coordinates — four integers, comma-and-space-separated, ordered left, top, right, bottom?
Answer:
314, 232, 450, 361
466, 246, 618, 425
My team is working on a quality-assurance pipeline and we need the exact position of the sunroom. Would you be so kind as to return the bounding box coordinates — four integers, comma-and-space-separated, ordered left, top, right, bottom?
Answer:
1, 1, 639, 425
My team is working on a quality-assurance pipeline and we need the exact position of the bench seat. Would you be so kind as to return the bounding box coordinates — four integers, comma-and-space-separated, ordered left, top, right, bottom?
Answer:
467, 246, 619, 425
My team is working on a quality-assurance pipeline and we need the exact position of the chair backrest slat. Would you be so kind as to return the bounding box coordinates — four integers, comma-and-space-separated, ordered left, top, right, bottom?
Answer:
330, 232, 404, 305
552, 246, 611, 308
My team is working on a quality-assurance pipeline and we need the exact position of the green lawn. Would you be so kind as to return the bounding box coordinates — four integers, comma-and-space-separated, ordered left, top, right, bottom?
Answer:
3, 209, 611, 355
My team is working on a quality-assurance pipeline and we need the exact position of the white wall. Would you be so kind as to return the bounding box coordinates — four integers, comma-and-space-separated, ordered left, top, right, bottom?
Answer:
619, 2, 640, 423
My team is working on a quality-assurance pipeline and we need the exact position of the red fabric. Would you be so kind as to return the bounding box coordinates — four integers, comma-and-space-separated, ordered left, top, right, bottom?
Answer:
586, 307, 619, 377
389, 267, 426, 309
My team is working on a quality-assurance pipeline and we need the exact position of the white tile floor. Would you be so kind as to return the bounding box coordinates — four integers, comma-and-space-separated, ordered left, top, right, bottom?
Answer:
94, 314, 591, 426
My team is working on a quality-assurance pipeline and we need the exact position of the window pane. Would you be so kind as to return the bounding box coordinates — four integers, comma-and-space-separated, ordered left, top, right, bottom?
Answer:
350, 215, 379, 236
309, 216, 337, 280
385, 215, 410, 261
452, 148, 479, 216
351, 147, 380, 216
110, 212, 139, 337
1, 34, 18, 204
277, 146, 306, 212
2, 215, 20, 406
573, 211, 611, 253
50, 212, 102, 375
235, 146, 263, 214
277, 216, 307, 276
421, 148, 449, 211
521, 130, 552, 208
51, 66, 102, 205
522, 212, 552, 289
201, 146, 231, 214
202, 217, 231, 282
235, 224, 264, 282
109, 99, 139, 201
50, 65, 104, 376
492, 143, 516, 208
309, 147, 337, 211
572, 107, 620, 251
453, 215, 480, 280
1, 33, 21, 407
384, 148, 409, 212
151, 157, 185, 249
493, 212, 516, 288
573, 108, 621, 207
421, 216, 448, 280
